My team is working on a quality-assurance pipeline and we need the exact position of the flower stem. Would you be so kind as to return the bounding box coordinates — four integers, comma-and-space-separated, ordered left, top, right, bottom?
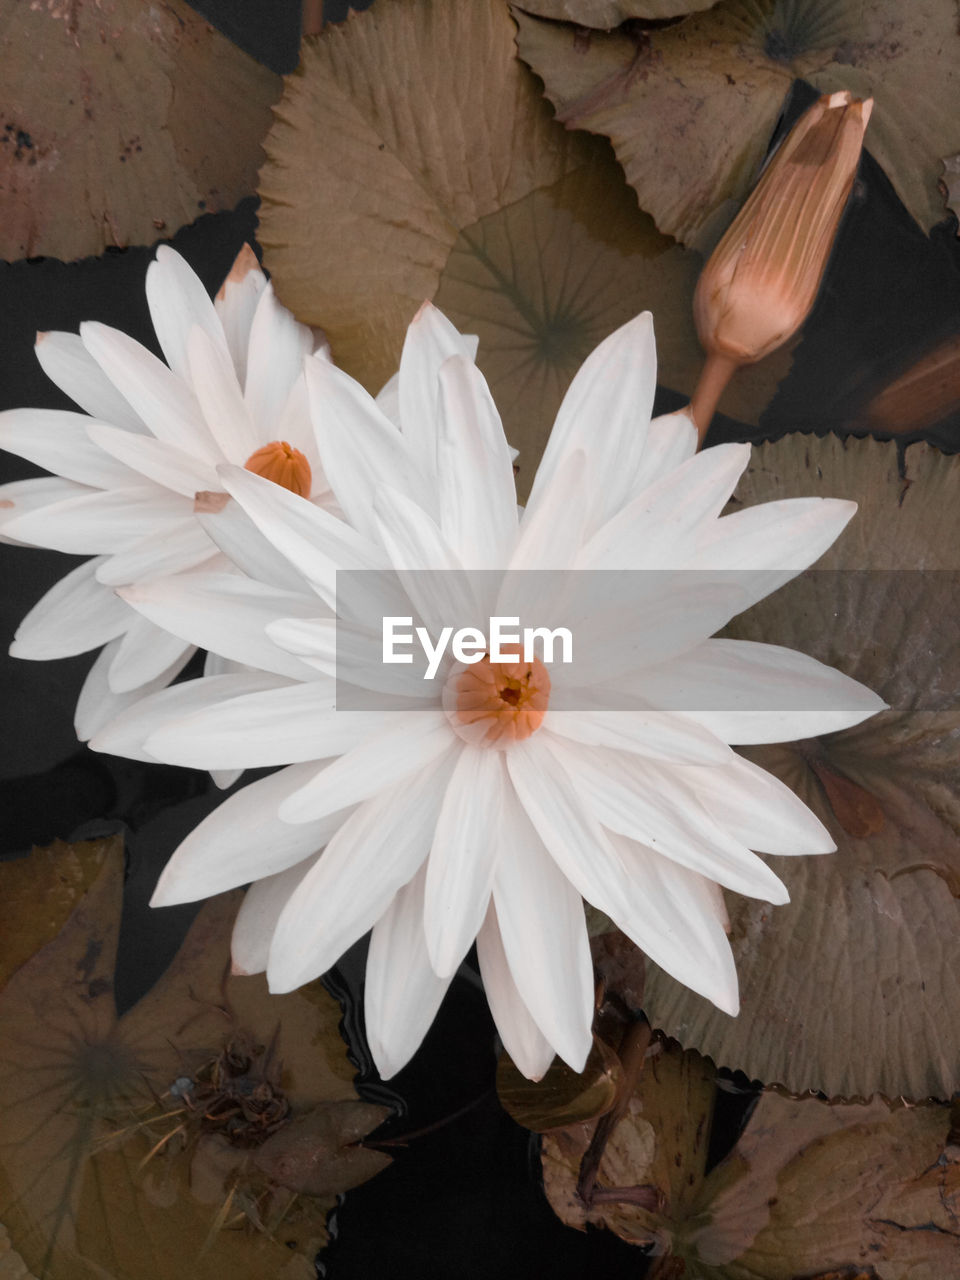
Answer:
689, 352, 740, 447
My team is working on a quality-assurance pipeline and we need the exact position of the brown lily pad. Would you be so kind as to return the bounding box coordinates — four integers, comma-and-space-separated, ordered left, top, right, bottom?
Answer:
513, 0, 719, 25
0, 837, 388, 1280
514, 0, 960, 244
258, 0, 787, 496
643, 435, 960, 1100
0, 0, 279, 261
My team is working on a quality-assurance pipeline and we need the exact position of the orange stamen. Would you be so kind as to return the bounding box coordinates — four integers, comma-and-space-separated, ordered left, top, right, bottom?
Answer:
444, 655, 550, 748
244, 440, 312, 497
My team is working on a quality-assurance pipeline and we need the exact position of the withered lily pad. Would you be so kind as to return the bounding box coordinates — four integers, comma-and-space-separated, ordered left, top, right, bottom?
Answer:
0, 0, 279, 261
514, 0, 719, 25
258, 0, 783, 493
514, 0, 960, 244
0, 837, 389, 1280
644, 435, 960, 1100
544, 1044, 960, 1274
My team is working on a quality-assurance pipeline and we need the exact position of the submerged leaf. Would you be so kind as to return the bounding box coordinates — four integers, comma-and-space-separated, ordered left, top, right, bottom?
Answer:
0, 839, 386, 1280
643, 435, 960, 1099
0, 0, 279, 261
258, 0, 784, 494
514, 0, 960, 243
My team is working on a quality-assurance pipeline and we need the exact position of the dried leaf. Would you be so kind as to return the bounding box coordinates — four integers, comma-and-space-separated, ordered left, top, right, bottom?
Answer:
514, 0, 960, 243
258, 0, 785, 496
0, 0, 279, 261
497, 1036, 622, 1132
513, 0, 719, 25
254, 1103, 392, 1196
643, 435, 960, 1099
0, 838, 385, 1280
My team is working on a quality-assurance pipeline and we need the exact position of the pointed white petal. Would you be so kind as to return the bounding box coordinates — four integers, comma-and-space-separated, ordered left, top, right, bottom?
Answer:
509, 449, 588, 571
476, 904, 556, 1081
118, 572, 323, 681
305, 354, 434, 539
10, 558, 130, 659
187, 325, 260, 463
146, 682, 391, 770
145, 245, 228, 383
544, 707, 731, 765
267, 751, 458, 991
195, 494, 312, 594
620, 638, 887, 742
95, 518, 215, 586
278, 710, 453, 823
398, 301, 478, 466
107, 615, 195, 693
1, 485, 186, 555
0, 409, 143, 489
694, 496, 857, 572
365, 863, 453, 1079
243, 283, 313, 436
85, 422, 220, 497
492, 785, 593, 1071
34, 330, 148, 433
525, 312, 656, 536
81, 321, 220, 464
0, 477, 92, 543
435, 355, 517, 568
150, 764, 351, 905
231, 855, 316, 976
90, 671, 288, 762
631, 408, 698, 490
424, 747, 506, 978
74, 634, 195, 741
375, 371, 400, 428
215, 244, 268, 386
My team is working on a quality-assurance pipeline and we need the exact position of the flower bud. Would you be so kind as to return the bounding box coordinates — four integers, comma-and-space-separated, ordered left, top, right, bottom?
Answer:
694, 91, 872, 366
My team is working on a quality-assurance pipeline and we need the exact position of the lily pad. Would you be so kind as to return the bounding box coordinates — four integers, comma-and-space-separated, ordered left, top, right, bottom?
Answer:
257, 0, 786, 493
514, 0, 960, 244
643, 435, 960, 1100
942, 152, 960, 232
543, 1044, 960, 1275
0, 837, 389, 1280
0, 0, 279, 261
514, 1, 719, 26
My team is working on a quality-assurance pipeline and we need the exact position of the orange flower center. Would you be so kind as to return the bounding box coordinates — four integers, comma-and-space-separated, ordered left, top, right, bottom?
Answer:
443, 654, 550, 748
244, 440, 312, 497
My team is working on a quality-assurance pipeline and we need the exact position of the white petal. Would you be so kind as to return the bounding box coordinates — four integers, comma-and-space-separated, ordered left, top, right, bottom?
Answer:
10, 557, 130, 659
243, 283, 313, 436
621, 638, 887, 742
188, 325, 260, 463
278, 710, 453, 823
145, 245, 228, 383
268, 614, 438, 702
631, 408, 698, 490
34, 330, 147, 433
106, 615, 194, 694
435, 355, 517, 568
305, 354, 435, 539
231, 855, 316, 976
119, 572, 323, 681
683, 752, 835, 855
509, 449, 588, 572
424, 747, 506, 977
215, 244, 268, 386
398, 301, 478, 466
90, 671, 289, 762
150, 763, 351, 905
145, 682, 391, 770
476, 904, 556, 1081
0, 485, 188, 554
74, 634, 195, 741
365, 863, 453, 1079
195, 494, 312, 594
0, 409, 142, 489
374, 371, 400, 428
492, 784, 593, 1071
95, 518, 215, 586
610, 832, 740, 1016
0, 476, 92, 543
525, 312, 656, 536
267, 751, 458, 991
81, 321, 220, 464
544, 707, 731, 766
85, 422, 220, 497
546, 735, 790, 904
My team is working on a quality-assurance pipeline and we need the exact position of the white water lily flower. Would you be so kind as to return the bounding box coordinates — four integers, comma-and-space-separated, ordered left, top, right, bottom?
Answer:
0, 244, 337, 741
91, 306, 885, 1081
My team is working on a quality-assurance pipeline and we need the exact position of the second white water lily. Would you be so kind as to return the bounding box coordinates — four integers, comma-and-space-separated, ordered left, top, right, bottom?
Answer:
92, 304, 884, 1081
